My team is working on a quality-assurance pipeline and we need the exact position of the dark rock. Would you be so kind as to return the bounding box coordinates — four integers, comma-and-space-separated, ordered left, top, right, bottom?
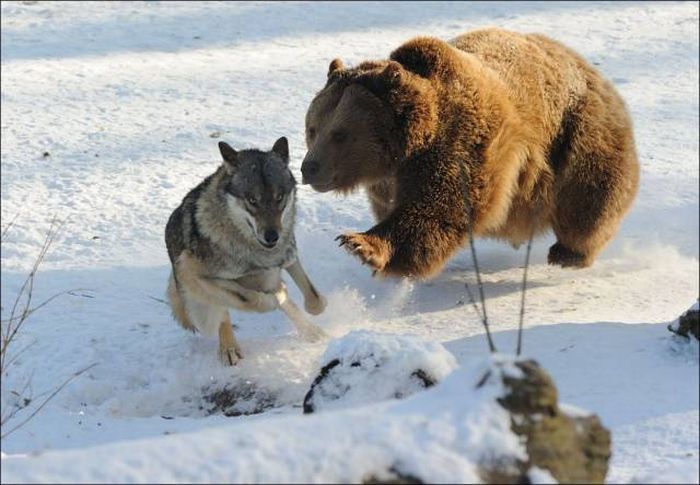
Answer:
668, 302, 699, 341
363, 466, 423, 484
481, 360, 611, 484
303, 358, 341, 414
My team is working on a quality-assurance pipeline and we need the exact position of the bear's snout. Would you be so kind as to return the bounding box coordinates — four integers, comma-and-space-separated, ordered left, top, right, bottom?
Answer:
301, 159, 320, 181
301, 157, 336, 192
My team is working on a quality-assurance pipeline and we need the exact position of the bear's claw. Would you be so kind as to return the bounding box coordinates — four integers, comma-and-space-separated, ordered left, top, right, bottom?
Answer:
336, 233, 389, 273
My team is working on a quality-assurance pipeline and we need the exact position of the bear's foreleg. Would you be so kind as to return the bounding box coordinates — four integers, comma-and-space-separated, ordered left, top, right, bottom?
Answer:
338, 196, 467, 279
336, 232, 392, 274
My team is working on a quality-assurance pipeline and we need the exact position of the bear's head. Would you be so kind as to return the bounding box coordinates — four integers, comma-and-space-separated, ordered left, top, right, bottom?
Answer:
301, 59, 438, 193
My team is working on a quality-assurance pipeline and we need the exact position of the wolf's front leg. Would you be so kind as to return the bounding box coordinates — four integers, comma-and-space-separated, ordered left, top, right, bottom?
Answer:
218, 314, 243, 366
275, 284, 326, 342
285, 259, 327, 315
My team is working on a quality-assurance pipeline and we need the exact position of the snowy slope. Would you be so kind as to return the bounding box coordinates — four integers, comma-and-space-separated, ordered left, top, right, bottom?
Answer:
1, 1, 698, 483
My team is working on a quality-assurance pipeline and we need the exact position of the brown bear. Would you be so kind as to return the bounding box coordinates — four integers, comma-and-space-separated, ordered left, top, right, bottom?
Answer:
302, 28, 639, 279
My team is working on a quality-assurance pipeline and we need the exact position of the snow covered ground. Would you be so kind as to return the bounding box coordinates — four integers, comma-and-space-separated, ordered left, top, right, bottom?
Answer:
1, 1, 698, 483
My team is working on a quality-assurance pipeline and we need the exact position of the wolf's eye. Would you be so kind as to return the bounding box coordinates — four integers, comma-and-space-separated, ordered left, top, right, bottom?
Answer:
275, 193, 284, 203
247, 196, 258, 206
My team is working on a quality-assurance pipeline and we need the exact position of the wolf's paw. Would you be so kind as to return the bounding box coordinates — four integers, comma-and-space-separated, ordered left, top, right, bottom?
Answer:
219, 345, 243, 366
336, 232, 390, 275
305, 294, 327, 315
298, 323, 327, 343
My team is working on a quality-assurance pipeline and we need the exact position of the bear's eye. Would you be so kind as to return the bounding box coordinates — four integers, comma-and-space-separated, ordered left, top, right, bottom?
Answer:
307, 127, 316, 139
331, 131, 348, 143
275, 193, 284, 203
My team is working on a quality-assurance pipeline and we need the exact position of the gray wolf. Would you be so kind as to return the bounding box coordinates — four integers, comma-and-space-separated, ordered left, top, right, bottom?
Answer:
165, 137, 327, 365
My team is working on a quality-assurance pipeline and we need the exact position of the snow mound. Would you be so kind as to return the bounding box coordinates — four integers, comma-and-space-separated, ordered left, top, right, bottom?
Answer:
303, 330, 458, 413
0, 356, 521, 484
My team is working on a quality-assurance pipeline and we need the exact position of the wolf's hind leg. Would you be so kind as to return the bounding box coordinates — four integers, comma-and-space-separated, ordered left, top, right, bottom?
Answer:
285, 260, 327, 315
275, 286, 326, 342
167, 272, 197, 332
218, 313, 243, 366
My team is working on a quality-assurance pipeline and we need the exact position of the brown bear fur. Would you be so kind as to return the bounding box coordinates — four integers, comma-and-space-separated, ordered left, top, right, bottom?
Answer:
302, 28, 639, 278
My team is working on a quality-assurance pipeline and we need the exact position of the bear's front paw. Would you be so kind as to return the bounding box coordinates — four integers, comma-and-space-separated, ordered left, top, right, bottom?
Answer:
336, 232, 391, 275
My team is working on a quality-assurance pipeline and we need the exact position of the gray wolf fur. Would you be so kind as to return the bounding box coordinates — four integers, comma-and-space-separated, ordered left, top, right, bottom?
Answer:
165, 137, 327, 365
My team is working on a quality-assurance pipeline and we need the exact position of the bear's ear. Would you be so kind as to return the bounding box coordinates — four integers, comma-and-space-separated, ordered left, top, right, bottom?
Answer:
382, 61, 404, 85
327, 58, 344, 78
218, 141, 238, 169
390, 37, 449, 78
271, 136, 289, 165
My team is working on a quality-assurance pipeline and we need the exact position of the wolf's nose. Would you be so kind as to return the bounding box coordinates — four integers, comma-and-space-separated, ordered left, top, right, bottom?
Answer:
264, 229, 279, 246
301, 160, 320, 178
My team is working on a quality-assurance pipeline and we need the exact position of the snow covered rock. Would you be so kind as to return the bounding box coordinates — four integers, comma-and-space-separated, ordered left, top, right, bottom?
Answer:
482, 359, 611, 484
0, 354, 612, 484
303, 331, 458, 414
668, 300, 700, 341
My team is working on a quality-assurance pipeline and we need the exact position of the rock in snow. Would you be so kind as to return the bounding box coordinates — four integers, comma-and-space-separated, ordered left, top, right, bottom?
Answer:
303, 332, 611, 483
668, 300, 700, 341
484, 359, 611, 484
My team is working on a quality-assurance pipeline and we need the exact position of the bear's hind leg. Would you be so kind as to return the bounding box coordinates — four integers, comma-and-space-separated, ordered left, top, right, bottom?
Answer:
549, 94, 639, 268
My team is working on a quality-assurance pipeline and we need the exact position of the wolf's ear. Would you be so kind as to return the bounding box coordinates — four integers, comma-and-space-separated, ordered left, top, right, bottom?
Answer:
328, 58, 344, 78
218, 141, 238, 168
271, 136, 289, 165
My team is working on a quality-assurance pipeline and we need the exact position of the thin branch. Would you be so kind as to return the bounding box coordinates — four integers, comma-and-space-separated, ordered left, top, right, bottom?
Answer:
1, 213, 21, 242
1, 289, 75, 325
148, 295, 168, 305
466, 214, 496, 353
1, 218, 63, 372
463, 279, 484, 322
516, 229, 535, 356
1, 370, 35, 426
2, 339, 36, 371
0, 363, 97, 439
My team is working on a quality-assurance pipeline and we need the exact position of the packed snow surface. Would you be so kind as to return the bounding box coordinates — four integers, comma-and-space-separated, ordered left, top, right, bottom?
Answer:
1, 1, 698, 483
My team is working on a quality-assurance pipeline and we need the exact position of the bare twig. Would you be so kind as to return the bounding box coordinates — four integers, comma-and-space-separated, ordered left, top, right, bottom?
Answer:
1, 213, 21, 242
0, 216, 95, 439
466, 214, 496, 353
2, 339, 36, 372
1, 217, 63, 373
1, 363, 98, 439
463, 279, 484, 322
1, 290, 74, 325
516, 229, 535, 356
1, 370, 34, 427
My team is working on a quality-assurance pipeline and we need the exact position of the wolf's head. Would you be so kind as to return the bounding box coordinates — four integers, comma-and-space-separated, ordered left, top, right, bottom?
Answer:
217, 137, 296, 249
